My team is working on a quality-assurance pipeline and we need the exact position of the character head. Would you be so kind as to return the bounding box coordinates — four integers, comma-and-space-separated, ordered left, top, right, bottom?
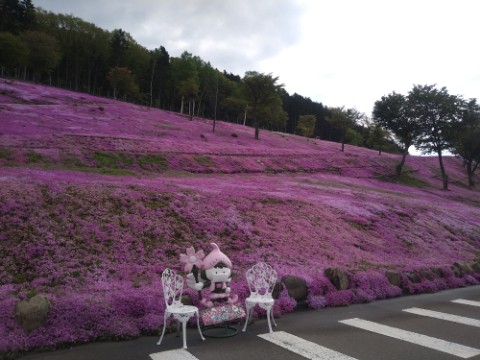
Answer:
202, 243, 232, 270
205, 261, 231, 282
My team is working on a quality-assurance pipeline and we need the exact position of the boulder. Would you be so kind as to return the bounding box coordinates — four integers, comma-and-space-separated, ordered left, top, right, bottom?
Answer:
181, 294, 193, 306
472, 261, 480, 273
451, 264, 462, 278
282, 275, 307, 301
454, 262, 473, 275
324, 268, 349, 290
15, 295, 50, 332
419, 269, 435, 280
385, 270, 402, 287
272, 281, 283, 299
406, 272, 420, 283
431, 267, 443, 277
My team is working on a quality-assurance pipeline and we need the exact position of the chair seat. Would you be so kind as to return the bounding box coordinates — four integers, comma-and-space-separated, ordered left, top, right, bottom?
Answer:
246, 296, 274, 305
167, 304, 199, 314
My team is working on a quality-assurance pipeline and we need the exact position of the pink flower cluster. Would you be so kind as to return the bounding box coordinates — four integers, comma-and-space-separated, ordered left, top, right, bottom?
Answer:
0, 79, 479, 356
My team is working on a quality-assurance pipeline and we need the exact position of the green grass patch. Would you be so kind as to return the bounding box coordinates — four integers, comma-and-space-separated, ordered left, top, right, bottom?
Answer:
398, 172, 429, 188
0, 148, 14, 161
60, 153, 86, 167
26, 150, 44, 163
194, 155, 215, 166
55, 165, 135, 176
94, 151, 132, 168
374, 170, 429, 188
138, 154, 168, 170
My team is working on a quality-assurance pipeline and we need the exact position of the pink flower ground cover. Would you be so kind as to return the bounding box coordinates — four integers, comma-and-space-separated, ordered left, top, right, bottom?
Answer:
1, 79, 479, 356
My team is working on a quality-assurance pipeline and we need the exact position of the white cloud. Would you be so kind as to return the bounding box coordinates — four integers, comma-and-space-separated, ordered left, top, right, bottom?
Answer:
34, 0, 480, 114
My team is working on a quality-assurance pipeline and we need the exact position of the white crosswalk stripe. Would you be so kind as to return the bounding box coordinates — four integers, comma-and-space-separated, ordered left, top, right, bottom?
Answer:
150, 298, 480, 360
340, 318, 480, 359
150, 349, 200, 360
452, 298, 480, 307
403, 307, 480, 327
258, 331, 359, 360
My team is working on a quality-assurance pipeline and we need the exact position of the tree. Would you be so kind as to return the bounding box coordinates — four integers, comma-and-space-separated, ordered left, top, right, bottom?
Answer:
345, 128, 364, 146
242, 71, 284, 140
107, 66, 139, 100
366, 123, 390, 155
256, 94, 288, 132
0, 32, 29, 76
169, 52, 199, 114
0, 0, 36, 33
373, 92, 422, 175
110, 29, 130, 67
20, 31, 61, 81
177, 78, 199, 120
325, 107, 358, 151
449, 99, 480, 188
296, 115, 316, 137
149, 46, 169, 108
409, 84, 462, 190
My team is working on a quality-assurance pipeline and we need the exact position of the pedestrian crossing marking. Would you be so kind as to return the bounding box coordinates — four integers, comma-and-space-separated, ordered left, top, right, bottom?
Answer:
340, 318, 480, 359
403, 307, 480, 328
452, 299, 480, 307
150, 348, 200, 360
259, 330, 359, 360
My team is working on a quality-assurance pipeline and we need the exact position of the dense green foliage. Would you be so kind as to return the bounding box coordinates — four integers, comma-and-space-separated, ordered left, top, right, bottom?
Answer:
374, 85, 480, 189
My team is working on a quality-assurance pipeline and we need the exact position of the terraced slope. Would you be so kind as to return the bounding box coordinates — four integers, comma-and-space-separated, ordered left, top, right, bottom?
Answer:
0, 79, 479, 355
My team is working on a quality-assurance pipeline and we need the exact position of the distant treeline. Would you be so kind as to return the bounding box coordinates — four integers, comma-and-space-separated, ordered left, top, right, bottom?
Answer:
0, 0, 401, 153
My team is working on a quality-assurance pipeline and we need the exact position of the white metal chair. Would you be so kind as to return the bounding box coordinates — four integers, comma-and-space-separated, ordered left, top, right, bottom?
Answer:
242, 262, 277, 333
157, 268, 205, 349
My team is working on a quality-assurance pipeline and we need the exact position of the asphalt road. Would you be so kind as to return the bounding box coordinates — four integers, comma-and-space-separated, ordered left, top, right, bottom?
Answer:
19, 285, 480, 360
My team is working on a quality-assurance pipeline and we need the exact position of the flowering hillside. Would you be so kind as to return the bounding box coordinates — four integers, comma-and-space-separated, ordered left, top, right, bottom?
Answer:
1, 79, 479, 356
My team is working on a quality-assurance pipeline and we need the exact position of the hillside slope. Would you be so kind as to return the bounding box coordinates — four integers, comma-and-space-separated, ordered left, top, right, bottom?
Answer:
1, 79, 479, 355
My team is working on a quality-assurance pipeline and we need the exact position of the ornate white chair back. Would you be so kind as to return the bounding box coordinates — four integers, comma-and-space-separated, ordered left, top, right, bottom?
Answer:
162, 268, 184, 308
246, 262, 277, 298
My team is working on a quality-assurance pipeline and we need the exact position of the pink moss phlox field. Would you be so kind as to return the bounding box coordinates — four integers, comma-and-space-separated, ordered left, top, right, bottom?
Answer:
1, 79, 479, 355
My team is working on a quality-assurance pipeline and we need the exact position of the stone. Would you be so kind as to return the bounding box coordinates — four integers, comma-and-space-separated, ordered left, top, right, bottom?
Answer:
181, 294, 193, 306
282, 275, 308, 301
324, 268, 349, 290
431, 267, 443, 277
385, 270, 402, 287
272, 281, 283, 299
419, 269, 435, 280
406, 272, 420, 283
15, 295, 50, 332
472, 261, 480, 273
455, 262, 473, 275
451, 265, 462, 277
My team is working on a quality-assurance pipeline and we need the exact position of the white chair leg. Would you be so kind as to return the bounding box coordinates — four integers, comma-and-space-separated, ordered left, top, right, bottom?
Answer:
266, 306, 273, 333
196, 311, 205, 341
242, 302, 251, 332
176, 320, 181, 337
182, 320, 187, 349
157, 313, 168, 345
271, 307, 277, 327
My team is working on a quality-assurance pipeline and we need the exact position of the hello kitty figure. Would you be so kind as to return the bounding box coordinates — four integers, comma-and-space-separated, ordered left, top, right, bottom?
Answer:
183, 243, 238, 308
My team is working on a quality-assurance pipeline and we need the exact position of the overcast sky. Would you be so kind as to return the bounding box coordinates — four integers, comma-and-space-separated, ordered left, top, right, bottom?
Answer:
34, 0, 480, 117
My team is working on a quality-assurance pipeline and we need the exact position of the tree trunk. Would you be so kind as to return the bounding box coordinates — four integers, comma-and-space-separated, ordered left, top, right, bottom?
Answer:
180, 96, 184, 114
190, 99, 195, 121
243, 104, 248, 126
253, 105, 259, 140
395, 148, 409, 176
466, 160, 475, 188
437, 150, 449, 190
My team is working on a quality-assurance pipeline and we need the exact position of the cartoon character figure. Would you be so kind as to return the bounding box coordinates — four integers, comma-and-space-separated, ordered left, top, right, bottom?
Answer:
182, 243, 238, 308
